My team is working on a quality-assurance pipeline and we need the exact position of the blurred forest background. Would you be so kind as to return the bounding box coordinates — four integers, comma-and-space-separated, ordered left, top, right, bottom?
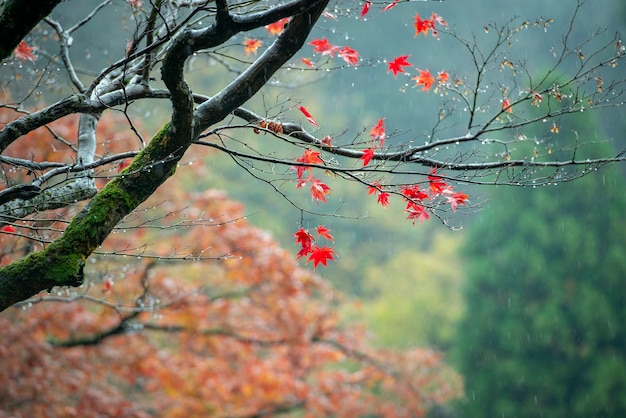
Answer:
3, 0, 626, 416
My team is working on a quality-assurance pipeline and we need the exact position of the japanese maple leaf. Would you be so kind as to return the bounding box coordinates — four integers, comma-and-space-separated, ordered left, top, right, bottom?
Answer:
428, 167, 449, 195
310, 178, 331, 203
406, 203, 430, 224
367, 180, 381, 195
413, 69, 435, 91
361, 148, 375, 166
401, 184, 429, 201
438, 71, 449, 83
316, 225, 334, 241
301, 57, 315, 68
387, 55, 412, 78
243, 38, 262, 56
265, 18, 289, 36
307, 246, 336, 269
382, 0, 399, 12
14, 41, 36, 62
369, 118, 386, 146
1, 224, 16, 233
294, 227, 314, 258
299, 105, 319, 127
309, 37, 339, 57
414, 13, 435, 37
377, 192, 390, 207
361, 1, 371, 18
446, 191, 470, 212
294, 149, 324, 179
338, 46, 360, 66
502, 98, 513, 113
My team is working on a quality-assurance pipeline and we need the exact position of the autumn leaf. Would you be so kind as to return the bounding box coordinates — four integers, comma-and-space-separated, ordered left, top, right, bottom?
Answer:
265, 17, 289, 36
377, 192, 390, 207
387, 55, 412, 78
401, 184, 429, 202
502, 98, 513, 113
382, 0, 399, 12
414, 12, 447, 38
309, 37, 339, 57
310, 178, 331, 203
294, 227, 314, 259
1, 224, 16, 233
428, 167, 449, 195
321, 135, 332, 146
338, 46, 360, 66
299, 105, 319, 127
294, 149, 324, 179
406, 203, 430, 224
446, 191, 469, 212
361, 1, 371, 18
316, 225, 334, 241
307, 246, 335, 269
361, 148, 375, 166
369, 118, 386, 146
301, 57, 315, 67
437, 71, 449, 83
243, 38, 262, 56
413, 69, 435, 91
14, 41, 36, 62
414, 13, 435, 37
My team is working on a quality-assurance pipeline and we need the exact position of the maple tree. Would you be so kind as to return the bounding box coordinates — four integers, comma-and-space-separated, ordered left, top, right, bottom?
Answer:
0, 0, 624, 319
0, 126, 461, 416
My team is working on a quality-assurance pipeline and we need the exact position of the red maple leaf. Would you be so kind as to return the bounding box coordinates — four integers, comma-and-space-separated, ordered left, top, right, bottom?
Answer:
338, 46, 360, 66
316, 225, 334, 241
14, 41, 36, 62
1, 224, 16, 233
406, 203, 430, 224
502, 98, 513, 113
387, 55, 412, 78
310, 178, 331, 203
377, 192, 390, 207
446, 191, 470, 212
367, 181, 381, 195
294, 149, 324, 179
294, 227, 314, 259
438, 71, 449, 83
307, 246, 336, 269
361, 148, 375, 166
299, 105, 319, 127
361, 1, 371, 18
428, 167, 449, 195
369, 118, 386, 146
413, 69, 435, 91
382, 0, 399, 12
414, 13, 435, 37
309, 37, 339, 57
301, 57, 315, 68
401, 184, 429, 201
243, 38, 262, 56
265, 18, 290, 36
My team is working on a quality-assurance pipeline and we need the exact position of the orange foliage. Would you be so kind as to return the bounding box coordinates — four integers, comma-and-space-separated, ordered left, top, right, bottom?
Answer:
0, 158, 461, 416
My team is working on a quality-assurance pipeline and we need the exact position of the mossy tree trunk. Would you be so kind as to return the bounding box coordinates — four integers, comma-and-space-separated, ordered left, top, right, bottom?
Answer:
0, 0, 329, 311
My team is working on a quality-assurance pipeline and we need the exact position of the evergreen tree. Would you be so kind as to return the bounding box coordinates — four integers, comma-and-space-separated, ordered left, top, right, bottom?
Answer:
454, 132, 626, 417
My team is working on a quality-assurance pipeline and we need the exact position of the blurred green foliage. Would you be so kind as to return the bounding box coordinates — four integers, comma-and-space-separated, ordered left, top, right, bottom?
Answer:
453, 108, 626, 417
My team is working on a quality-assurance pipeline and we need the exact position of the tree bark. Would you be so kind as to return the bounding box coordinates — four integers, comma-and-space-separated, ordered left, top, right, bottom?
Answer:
0, 0, 63, 60
0, 0, 330, 311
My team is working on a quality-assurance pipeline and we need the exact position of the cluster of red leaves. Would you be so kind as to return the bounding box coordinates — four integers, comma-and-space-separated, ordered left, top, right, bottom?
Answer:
294, 225, 336, 269
308, 37, 360, 66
